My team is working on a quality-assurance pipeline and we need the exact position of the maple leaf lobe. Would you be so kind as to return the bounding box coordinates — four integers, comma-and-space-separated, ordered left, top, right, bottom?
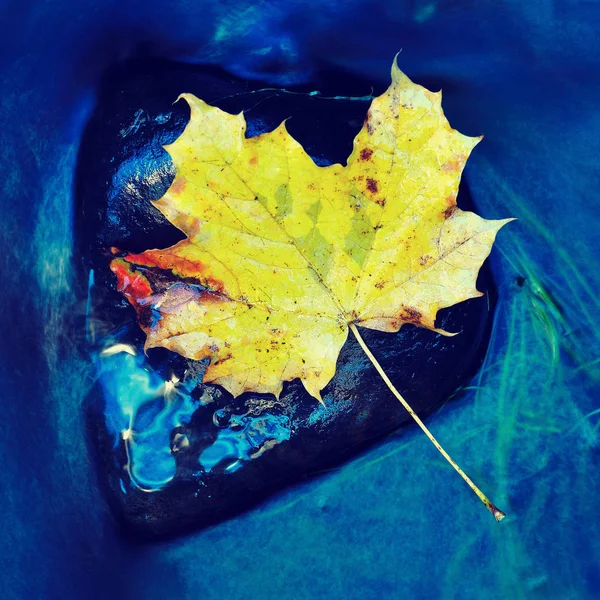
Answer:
111, 58, 511, 401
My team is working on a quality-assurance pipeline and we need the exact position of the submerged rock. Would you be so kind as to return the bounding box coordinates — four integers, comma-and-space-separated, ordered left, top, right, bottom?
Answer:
76, 58, 496, 539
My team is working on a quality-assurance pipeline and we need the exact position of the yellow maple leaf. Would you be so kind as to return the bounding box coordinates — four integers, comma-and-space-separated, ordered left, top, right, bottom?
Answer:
111, 58, 512, 520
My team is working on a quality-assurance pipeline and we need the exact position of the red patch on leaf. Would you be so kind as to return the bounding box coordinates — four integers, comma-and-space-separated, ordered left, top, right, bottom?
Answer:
110, 259, 153, 305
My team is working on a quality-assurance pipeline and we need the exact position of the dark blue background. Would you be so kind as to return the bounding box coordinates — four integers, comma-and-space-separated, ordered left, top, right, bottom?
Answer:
1, 1, 599, 598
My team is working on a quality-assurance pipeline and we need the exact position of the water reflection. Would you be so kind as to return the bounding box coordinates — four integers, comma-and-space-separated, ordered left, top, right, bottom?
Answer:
95, 340, 292, 492
200, 412, 290, 473
96, 349, 200, 491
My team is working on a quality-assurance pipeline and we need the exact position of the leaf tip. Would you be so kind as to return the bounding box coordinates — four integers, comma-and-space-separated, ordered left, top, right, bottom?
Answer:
433, 327, 460, 337
173, 93, 188, 106
390, 54, 412, 87
493, 217, 517, 236
272, 382, 284, 401
391, 50, 403, 70
472, 134, 484, 147
276, 117, 292, 134
301, 377, 325, 405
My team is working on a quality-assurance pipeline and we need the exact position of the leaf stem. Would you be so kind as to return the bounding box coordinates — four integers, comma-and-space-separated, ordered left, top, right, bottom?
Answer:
349, 322, 506, 522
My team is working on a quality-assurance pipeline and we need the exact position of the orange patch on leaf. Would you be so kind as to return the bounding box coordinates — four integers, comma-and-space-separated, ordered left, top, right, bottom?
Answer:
441, 156, 465, 173
126, 246, 226, 293
170, 176, 187, 195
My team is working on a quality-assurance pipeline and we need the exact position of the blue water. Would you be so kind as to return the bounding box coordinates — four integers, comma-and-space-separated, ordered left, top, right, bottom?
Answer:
2, 1, 600, 599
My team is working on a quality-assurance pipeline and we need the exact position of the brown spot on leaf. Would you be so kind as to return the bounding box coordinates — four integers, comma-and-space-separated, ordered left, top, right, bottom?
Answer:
213, 353, 233, 365
249, 155, 258, 165
137, 305, 155, 329
198, 290, 228, 305
400, 306, 423, 325
375, 280, 385, 289
365, 110, 374, 134
375, 198, 386, 207
366, 178, 379, 193
360, 148, 373, 161
444, 205, 457, 219
419, 255, 432, 266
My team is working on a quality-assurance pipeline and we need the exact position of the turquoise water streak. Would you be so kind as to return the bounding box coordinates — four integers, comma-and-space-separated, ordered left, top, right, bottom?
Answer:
97, 350, 199, 490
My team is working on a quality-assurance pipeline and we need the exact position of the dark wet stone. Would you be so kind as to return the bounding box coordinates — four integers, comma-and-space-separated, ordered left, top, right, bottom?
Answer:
76, 58, 497, 540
